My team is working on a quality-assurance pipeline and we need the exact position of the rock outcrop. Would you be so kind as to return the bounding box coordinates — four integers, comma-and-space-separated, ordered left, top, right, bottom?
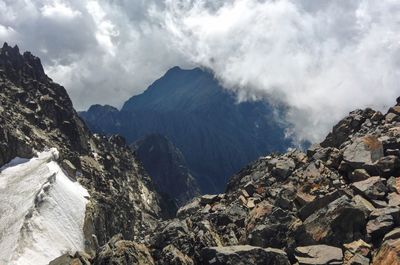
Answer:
0, 43, 166, 253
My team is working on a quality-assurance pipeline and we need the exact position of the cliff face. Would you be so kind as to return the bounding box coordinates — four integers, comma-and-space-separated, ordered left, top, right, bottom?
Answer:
0, 43, 165, 255
80, 66, 290, 194
132, 134, 201, 206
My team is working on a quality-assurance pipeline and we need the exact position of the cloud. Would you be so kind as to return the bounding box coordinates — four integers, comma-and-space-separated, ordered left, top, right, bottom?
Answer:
0, 0, 399, 143
157, 0, 400, 143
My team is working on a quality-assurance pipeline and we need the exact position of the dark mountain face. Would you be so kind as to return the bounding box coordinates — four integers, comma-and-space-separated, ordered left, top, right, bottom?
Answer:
80, 66, 290, 193
132, 134, 200, 206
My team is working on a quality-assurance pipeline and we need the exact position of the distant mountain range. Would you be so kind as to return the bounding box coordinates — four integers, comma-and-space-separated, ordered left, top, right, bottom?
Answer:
80, 66, 290, 194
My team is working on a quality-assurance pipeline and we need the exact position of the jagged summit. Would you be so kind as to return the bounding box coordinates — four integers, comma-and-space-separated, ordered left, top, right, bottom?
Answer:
0, 42, 46, 84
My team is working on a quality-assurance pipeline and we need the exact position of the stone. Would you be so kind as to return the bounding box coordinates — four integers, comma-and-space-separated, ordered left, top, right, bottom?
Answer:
385, 112, 400, 123
383, 227, 400, 242
272, 158, 295, 180
295, 191, 316, 207
388, 193, 400, 206
352, 195, 376, 216
343, 136, 384, 168
376, 155, 400, 177
200, 194, 219, 205
243, 182, 256, 196
352, 177, 387, 200
370, 207, 400, 223
159, 244, 194, 265
372, 239, 400, 265
349, 169, 370, 182
177, 198, 201, 218
298, 190, 343, 221
367, 215, 394, 242
346, 254, 370, 265
343, 239, 372, 259
62, 159, 77, 179
94, 235, 155, 265
387, 177, 400, 193
298, 196, 366, 246
295, 245, 343, 265
201, 245, 290, 265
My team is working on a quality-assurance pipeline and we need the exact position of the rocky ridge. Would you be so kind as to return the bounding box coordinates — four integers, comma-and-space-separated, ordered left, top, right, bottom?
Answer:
140, 100, 400, 265
0, 43, 167, 256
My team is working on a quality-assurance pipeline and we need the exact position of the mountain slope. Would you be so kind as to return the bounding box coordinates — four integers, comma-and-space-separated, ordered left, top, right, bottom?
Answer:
0, 43, 166, 262
132, 134, 201, 205
80, 66, 290, 193
148, 99, 400, 265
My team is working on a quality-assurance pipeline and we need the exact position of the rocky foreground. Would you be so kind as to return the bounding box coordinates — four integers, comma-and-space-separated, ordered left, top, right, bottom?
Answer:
1, 43, 400, 264
54, 90, 400, 262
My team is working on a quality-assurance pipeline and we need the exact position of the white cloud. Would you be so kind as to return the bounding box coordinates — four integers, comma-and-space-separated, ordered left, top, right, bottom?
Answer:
0, 0, 399, 143
158, 0, 400, 143
41, 1, 81, 19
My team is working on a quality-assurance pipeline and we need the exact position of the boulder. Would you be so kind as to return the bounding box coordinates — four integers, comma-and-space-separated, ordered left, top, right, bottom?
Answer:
349, 169, 370, 182
372, 239, 400, 265
295, 245, 343, 265
298, 190, 343, 221
366, 215, 394, 243
271, 158, 295, 180
159, 244, 194, 265
383, 227, 400, 242
94, 234, 154, 265
387, 177, 400, 193
343, 136, 383, 169
201, 245, 290, 265
297, 196, 366, 246
352, 177, 387, 200
343, 239, 371, 265
376, 155, 400, 177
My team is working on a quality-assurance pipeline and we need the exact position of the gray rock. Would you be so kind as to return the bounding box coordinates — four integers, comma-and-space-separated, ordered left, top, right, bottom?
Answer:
343, 136, 383, 168
295, 245, 343, 265
349, 169, 370, 182
366, 215, 394, 242
201, 245, 290, 265
351, 177, 387, 200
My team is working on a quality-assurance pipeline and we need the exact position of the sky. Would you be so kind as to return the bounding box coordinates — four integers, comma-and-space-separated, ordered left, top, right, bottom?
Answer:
1, 0, 400, 143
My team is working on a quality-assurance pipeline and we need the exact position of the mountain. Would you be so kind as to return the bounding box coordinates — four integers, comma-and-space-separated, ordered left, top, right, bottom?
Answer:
1, 42, 400, 265
132, 134, 201, 205
80, 66, 290, 194
0, 43, 167, 264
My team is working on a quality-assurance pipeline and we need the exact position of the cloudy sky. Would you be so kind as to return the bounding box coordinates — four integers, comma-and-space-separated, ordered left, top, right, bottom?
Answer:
1, 0, 400, 143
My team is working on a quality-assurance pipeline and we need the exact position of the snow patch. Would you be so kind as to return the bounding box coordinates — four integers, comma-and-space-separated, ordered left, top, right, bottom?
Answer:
0, 149, 89, 265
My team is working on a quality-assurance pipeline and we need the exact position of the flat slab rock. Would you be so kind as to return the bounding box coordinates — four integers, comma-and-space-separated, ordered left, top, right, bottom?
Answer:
201, 245, 290, 265
295, 245, 343, 265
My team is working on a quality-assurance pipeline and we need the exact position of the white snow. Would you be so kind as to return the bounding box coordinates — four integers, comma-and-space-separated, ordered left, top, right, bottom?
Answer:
0, 149, 89, 265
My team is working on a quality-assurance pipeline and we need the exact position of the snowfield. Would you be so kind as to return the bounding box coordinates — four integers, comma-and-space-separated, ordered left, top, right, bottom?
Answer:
0, 149, 89, 265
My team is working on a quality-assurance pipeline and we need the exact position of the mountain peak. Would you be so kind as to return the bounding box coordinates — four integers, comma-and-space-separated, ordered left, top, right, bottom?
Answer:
0, 42, 46, 84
